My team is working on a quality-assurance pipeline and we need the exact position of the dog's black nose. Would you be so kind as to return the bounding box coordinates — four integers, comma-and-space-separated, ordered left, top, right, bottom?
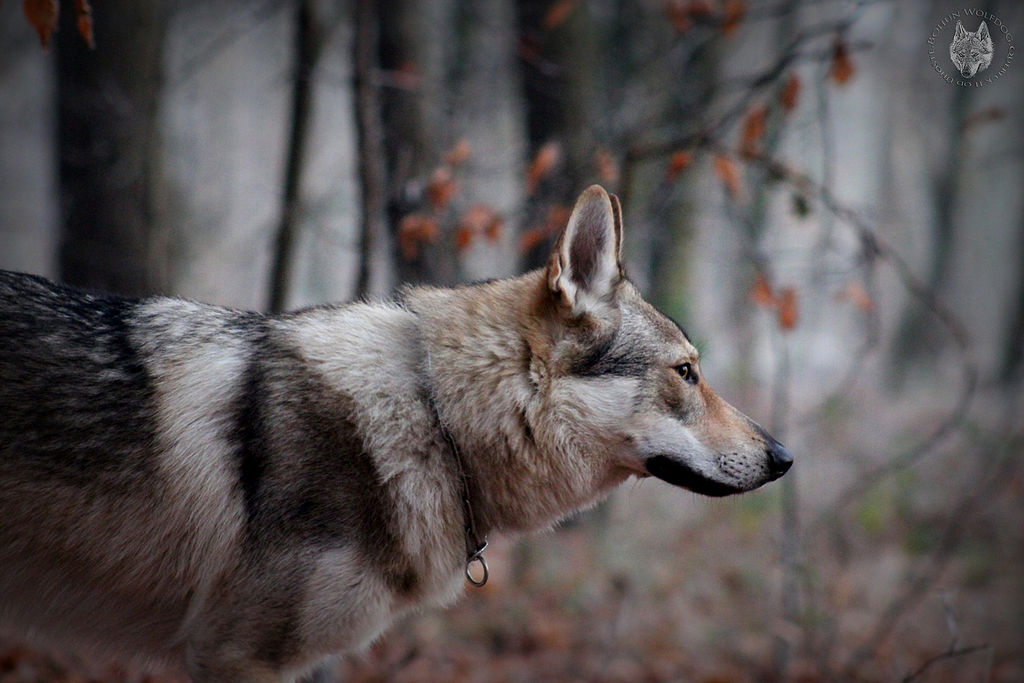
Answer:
766, 440, 793, 479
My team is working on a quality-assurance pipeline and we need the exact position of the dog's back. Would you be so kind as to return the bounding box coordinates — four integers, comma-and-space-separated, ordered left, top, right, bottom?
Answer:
0, 272, 236, 666
0, 270, 465, 678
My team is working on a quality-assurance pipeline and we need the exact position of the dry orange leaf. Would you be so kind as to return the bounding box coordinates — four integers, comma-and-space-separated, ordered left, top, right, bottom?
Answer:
427, 166, 459, 211
780, 73, 801, 112
542, 0, 576, 31
457, 204, 504, 249
830, 39, 855, 85
527, 142, 561, 196
459, 204, 493, 232
24, 0, 58, 49
687, 0, 715, 19
663, 0, 693, 33
777, 287, 799, 331
666, 150, 694, 181
74, 0, 94, 48
714, 154, 743, 201
722, 0, 747, 36
751, 273, 776, 308
484, 218, 504, 243
839, 281, 876, 313
398, 214, 439, 261
444, 139, 473, 167
740, 105, 767, 158
455, 226, 476, 252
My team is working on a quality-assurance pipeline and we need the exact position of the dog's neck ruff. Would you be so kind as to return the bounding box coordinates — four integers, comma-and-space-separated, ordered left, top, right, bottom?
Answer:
427, 395, 489, 587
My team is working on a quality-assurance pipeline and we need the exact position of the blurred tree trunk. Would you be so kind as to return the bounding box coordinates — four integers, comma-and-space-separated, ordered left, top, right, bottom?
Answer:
56, 2, 168, 295
354, 0, 393, 300
0, 1, 58, 276
452, 0, 527, 281
516, 0, 604, 271
269, 0, 320, 312
379, 0, 458, 286
889, 82, 971, 376
286, 0, 371, 307
999, 205, 1024, 385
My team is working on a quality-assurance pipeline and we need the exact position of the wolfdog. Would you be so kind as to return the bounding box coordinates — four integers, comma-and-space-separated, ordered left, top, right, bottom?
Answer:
0, 186, 791, 681
950, 20, 993, 78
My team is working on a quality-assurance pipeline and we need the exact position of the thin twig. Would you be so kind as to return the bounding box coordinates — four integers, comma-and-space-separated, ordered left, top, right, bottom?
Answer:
724, 148, 980, 541
353, 0, 388, 300
901, 644, 993, 683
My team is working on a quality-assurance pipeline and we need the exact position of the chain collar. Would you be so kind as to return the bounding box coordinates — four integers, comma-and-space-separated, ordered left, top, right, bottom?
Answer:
428, 396, 489, 587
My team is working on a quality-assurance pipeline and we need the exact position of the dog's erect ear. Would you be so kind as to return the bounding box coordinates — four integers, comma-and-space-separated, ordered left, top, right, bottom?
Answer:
546, 185, 624, 316
977, 21, 990, 43
954, 20, 967, 39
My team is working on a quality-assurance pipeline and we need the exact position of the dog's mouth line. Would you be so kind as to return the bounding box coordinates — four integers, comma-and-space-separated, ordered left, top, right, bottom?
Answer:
643, 455, 742, 497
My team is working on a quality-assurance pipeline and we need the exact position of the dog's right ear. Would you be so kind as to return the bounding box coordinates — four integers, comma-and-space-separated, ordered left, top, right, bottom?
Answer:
546, 185, 625, 316
954, 20, 967, 39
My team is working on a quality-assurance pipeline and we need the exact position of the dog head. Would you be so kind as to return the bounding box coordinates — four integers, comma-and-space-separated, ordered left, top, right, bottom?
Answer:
539, 185, 792, 496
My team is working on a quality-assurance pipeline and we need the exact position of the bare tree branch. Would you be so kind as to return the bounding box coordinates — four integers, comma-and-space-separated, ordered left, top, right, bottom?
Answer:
901, 644, 993, 683
353, 0, 388, 300
723, 148, 980, 540
269, 0, 320, 312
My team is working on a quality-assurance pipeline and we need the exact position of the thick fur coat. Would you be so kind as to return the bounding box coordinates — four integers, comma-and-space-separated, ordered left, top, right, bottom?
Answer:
0, 186, 791, 680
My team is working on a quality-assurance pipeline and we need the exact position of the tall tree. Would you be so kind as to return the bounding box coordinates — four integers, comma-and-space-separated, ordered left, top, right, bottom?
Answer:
56, 2, 168, 295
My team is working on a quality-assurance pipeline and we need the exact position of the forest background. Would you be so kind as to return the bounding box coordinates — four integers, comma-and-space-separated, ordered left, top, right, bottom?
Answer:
1, 0, 1022, 680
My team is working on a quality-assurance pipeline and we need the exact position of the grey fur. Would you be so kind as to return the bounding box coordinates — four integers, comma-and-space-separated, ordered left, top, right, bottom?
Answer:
0, 186, 791, 681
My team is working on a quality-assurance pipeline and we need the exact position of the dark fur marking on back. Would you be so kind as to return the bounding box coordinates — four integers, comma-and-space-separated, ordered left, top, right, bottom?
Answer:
235, 322, 272, 527
232, 327, 420, 591
229, 323, 425, 664
0, 271, 158, 485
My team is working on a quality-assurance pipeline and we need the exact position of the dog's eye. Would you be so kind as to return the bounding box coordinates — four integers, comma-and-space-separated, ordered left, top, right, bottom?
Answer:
675, 363, 697, 384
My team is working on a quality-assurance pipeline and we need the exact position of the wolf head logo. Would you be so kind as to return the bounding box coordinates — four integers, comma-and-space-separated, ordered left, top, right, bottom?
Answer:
949, 20, 993, 78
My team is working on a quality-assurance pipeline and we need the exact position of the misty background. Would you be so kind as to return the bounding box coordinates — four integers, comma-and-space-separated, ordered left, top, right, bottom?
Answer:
1, 0, 1022, 680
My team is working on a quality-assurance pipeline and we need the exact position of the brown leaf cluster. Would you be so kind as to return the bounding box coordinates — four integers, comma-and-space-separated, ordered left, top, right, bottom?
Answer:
830, 39, 856, 85
666, 150, 695, 181
398, 214, 440, 261
714, 154, 744, 201
456, 204, 504, 253
400, 141, 509, 259
23, 0, 93, 49
751, 273, 799, 331
526, 142, 561, 196
722, 0, 747, 36
663, 0, 747, 35
443, 139, 473, 167
740, 105, 767, 159
427, 166, 459, 212
780, 73, 801, 113
520, 205, 571, 254
542, 0, 576, 31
